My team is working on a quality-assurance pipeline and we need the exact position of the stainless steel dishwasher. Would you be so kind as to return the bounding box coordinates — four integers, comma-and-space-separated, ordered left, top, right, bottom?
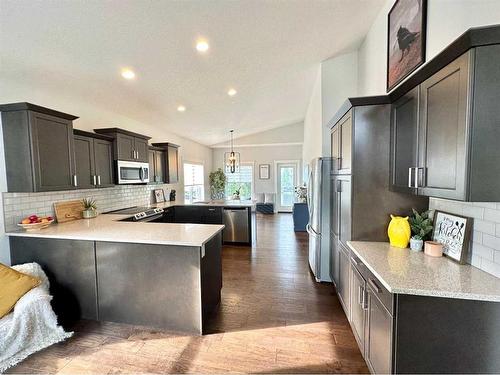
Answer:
223, 207, 249, 243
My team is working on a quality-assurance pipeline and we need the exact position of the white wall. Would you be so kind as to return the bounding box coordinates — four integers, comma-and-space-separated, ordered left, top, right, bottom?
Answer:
211, 121, 303, 147
0, 81, 213, 264
303, 51, 359, 165
303, 67, 323, 165
358, 0, 500, 96
212, 145, 303, 195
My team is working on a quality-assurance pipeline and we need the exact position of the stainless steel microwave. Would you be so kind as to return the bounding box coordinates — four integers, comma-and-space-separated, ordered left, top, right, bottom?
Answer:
117, 160, 149, 184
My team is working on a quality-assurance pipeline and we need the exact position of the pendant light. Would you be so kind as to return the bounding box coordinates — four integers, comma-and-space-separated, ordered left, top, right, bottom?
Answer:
224, 130, 240, 174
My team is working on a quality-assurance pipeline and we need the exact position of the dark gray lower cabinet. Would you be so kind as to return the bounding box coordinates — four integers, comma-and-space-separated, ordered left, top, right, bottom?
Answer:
9, 234, 223, 334
337, 243, 350, 318
366, 282, 393, 374
349, 263, 366, 351
339, 251, 500, 374
9, 237, 98, 325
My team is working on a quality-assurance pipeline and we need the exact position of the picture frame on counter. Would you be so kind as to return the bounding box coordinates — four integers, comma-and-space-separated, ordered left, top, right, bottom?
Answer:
259, 164, 270, 180
432, 210, 472, 264
154, 189, 165, 203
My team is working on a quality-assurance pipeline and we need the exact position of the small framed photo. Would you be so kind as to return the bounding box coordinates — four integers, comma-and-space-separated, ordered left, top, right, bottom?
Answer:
154, 189, 165, 203
432, 210, 472, 264
259, 164, 270, 180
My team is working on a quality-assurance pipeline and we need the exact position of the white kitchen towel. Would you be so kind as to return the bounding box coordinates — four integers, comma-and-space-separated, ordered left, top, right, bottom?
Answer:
0, 262, 73, 372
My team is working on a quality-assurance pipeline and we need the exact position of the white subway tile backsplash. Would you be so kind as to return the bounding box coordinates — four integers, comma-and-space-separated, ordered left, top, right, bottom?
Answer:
429, 197, 500, 279
461, 205, 484, 220
484, 208, 500, 223
473, 219, 496, 235
2, 183, 178, 232
483, 234, 500, 251
471, 243, 494, 261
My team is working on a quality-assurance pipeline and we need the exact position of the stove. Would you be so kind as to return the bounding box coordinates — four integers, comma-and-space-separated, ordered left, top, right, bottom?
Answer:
104, 206, 164, 222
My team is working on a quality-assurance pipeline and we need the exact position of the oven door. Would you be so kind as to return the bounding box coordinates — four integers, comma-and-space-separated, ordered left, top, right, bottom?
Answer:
117, 161, 149, 184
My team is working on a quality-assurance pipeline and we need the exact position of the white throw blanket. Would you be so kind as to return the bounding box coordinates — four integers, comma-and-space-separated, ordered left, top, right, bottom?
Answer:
0, 263, 73, 372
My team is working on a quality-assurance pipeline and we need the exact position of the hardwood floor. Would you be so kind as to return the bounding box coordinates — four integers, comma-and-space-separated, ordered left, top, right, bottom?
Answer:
7, 213, 368, 374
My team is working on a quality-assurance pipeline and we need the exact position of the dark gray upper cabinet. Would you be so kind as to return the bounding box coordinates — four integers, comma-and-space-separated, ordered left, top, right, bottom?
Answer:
152, 142, 180, 184
148, 146, 166, 183
116, 133, 135, 161
331, 110, 352, 174
329, 101, 428, 244
74, 130, 114, 188
148, 148, 155, 183
390, 87, 419, 195
93, 138, 114, 187
418, 52, 470, 200
134, 138, 149, 163
391, 45, 500, 201
94, 128, 150, 163
74, 135, 96, 189
0, 103, 78, 192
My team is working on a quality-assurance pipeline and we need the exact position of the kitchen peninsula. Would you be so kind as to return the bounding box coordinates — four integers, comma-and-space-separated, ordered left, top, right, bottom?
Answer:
6, 214, 224, 334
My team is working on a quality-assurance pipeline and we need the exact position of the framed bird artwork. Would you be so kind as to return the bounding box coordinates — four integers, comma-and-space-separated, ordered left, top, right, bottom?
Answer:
387, 0, 427, 92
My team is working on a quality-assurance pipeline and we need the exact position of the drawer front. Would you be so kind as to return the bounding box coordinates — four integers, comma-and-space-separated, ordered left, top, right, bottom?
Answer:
366, 273, 393, 315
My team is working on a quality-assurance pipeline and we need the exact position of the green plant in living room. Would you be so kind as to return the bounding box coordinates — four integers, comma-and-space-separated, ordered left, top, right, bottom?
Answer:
82, 198, 98, 219
409, 208, 433, 251
209, 168, 227, 200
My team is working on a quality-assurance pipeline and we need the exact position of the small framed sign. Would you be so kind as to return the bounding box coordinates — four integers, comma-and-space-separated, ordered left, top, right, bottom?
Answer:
154, 189, 165, 203
259, 164, 270, 180
432, 210, 472, 264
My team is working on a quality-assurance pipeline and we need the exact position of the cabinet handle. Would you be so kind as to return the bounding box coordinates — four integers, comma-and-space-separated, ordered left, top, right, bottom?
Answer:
338, 157, 342, 171
136, 150, 139, 160
416, 167, 425, 188
93, 175, 97, 186
408, 167, 414, 188
368, 278, 382, 293
97, 175, 101, 186
358, 285, 364, 306
336, 180, 342, 193
73, 175, 78, 187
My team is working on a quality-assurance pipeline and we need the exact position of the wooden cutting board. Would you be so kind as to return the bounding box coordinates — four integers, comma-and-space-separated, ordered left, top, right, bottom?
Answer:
54, 200, 85, 223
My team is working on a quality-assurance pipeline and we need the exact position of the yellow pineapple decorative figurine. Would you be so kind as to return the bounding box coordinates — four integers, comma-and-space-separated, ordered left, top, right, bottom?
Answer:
387, 215, 411, 248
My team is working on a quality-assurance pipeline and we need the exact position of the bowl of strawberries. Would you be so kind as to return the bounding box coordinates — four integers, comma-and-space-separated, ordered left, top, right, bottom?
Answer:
18, 215, 55, 231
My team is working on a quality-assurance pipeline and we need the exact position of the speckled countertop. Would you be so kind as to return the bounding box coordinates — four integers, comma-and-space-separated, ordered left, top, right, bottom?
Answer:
6, 213, 224, 247
347, 241, 500, 302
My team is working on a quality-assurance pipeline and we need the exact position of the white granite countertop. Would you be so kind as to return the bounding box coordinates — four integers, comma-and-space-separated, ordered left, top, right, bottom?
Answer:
347, 241, 500, 302
6, 213, 224, 247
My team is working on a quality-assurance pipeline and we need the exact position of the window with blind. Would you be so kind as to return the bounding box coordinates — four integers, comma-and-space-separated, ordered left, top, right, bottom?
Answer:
225, 164, 253, 200
184, 163, 204, 202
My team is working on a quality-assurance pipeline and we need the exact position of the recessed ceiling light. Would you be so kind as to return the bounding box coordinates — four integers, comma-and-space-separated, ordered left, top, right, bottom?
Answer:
177, 105, 186, 112
196, 39, 209, 53
227, 88, 237, 97
121, 68, 136, 80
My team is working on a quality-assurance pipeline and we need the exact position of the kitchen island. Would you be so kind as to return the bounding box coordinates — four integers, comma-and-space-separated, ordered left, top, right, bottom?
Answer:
7, 214, 224, 334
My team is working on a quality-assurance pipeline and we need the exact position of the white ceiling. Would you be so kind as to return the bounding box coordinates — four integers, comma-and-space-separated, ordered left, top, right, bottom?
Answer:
0, 0, 384, 146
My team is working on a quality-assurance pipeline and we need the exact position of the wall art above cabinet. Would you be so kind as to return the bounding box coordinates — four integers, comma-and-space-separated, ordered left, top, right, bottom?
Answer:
0, 103, 79, 192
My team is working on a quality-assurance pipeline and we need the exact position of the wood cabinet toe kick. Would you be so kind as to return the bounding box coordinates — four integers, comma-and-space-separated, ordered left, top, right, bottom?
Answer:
9, 233, 222, 335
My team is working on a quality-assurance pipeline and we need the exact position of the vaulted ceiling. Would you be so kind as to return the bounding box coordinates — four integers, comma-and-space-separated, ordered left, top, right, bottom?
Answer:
0, 0, 384, 145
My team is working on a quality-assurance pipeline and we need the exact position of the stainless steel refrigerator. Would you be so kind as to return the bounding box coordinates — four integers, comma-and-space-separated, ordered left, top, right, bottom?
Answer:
306, 157, 332, 282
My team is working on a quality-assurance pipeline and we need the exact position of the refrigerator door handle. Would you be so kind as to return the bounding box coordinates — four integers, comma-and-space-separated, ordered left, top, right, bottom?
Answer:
306, 224, 319, 237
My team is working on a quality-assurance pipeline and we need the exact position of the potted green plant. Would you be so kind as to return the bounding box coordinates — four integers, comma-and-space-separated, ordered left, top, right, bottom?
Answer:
209, 168, 227, 200
409, 208, 433, 251
82, 198, 98, 219
232, 185, 242, 200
